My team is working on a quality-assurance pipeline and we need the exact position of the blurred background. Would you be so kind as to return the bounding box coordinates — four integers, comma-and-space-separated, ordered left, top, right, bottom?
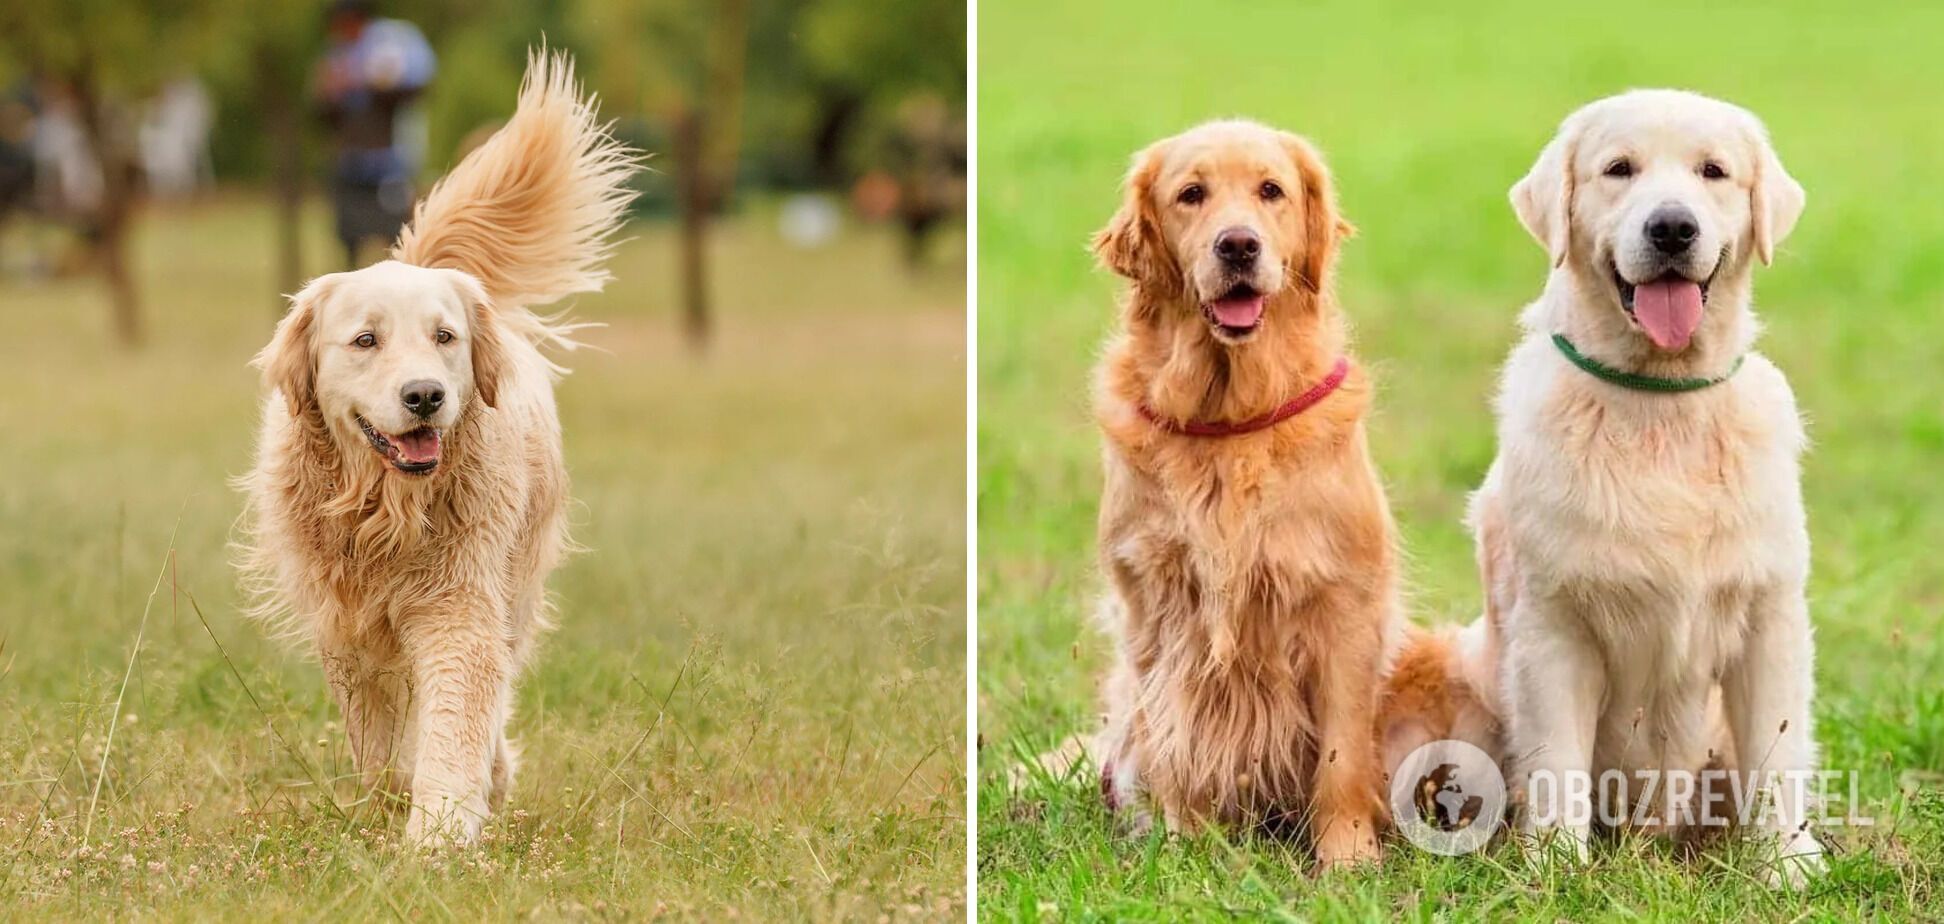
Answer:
0, 1, 966, 918
0, 0, 964, 345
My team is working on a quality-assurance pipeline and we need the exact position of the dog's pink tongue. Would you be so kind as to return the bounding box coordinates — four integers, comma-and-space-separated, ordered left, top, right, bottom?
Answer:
1209, 294, 1265, 328
1632, 279, 1704, 351
394, 429, 441, 463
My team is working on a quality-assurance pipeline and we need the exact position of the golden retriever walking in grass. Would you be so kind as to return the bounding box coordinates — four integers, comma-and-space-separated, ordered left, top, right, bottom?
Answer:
1083, 120, 1395, 870
235, 51, 637, 847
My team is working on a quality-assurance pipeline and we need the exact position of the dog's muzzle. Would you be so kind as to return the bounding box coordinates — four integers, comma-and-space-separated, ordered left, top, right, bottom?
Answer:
358, 415, 445, 475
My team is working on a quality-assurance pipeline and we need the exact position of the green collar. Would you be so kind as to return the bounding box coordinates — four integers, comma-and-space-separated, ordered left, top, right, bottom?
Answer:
1550, 334, 1744, 393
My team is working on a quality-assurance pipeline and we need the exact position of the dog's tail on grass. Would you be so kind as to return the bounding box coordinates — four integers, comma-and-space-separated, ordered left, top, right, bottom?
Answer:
1379, 618, 1504, 783
392, 47, 641, 354
1379, 489, 1516, 782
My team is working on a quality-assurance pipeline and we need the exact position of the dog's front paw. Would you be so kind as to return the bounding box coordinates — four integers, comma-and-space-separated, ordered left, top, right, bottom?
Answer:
406, 790, 488, 848
1118, 805, 1156, 838
1517, 823, 1591, 868
1759, 830, 1826, 890
1313, 812, 1383, 873
1313, 822, 1384, 873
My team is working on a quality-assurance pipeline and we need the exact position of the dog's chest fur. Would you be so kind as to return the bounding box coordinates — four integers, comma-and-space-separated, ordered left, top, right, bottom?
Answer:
1105, 438, 1367, 628
1098, 427, 1391, 819
253, 409, 537, 653
1503, 361, 1803, 591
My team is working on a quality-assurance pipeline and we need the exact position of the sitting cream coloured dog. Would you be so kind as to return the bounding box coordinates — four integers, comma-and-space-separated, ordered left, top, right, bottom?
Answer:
236, 52, 637, 847
1462, 89, 1821, 884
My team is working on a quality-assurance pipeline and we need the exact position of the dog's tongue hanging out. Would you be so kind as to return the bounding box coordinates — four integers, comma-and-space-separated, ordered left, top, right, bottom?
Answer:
1209, 293, 1266, 328
1632, 278, 1704, 351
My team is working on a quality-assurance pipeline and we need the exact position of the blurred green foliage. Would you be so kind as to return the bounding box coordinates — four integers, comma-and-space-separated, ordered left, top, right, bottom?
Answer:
0, 0, 965, 196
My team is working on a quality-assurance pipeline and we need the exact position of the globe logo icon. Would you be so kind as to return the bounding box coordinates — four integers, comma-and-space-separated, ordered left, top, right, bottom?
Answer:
1390, 739, 1506, 856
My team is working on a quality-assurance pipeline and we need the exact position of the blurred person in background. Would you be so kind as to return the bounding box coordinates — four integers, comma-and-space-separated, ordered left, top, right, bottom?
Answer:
27, 80, 104, 226
0, 83, 38, 269
314, 0, 434, 268
139, 76, 215, 200
886, 93, 965, 269
849, 93, 967, 271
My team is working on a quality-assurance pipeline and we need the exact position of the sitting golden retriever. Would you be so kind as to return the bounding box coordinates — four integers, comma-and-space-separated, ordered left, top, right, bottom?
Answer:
1381, 89, 1821, 886
235, 52, 637, 847
1082, 120, 1395, 869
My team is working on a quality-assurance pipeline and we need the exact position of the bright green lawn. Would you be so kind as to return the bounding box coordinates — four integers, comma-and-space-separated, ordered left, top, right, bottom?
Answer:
977, 1, 1944, 920
0, 197, 966, 920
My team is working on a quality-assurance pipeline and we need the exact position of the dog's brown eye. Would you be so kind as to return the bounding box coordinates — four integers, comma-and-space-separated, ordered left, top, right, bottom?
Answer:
1603, 158, 1634, 178
354, 332, 377, 348
437, 329, 455, 345
1700, 161, 1728, 180
1259, 181, 1284, 201
1177, 184, 1205, 205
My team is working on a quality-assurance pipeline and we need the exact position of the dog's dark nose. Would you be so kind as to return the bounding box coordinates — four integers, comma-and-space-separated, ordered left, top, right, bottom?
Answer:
1645, 205, 1700, 255
400, 380, 445, 419
1214, 227, 1261, 267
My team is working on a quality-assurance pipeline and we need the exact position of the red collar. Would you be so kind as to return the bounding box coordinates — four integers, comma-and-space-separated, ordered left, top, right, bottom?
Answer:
1137, 356, 1352, 437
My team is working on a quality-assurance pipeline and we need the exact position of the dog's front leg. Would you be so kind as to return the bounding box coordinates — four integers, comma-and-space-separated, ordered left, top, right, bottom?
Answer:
1310, 608, 1385, 871
1506, 598, 1603, 862
1723, 583, 1824, 888
319, 640, 410, 802
1093, 649, 1153, 835
399, 593, 510, 848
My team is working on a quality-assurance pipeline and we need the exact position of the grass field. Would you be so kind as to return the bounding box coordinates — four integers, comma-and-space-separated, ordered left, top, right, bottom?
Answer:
0, 197, 966, 919
976, 1, 1944, 919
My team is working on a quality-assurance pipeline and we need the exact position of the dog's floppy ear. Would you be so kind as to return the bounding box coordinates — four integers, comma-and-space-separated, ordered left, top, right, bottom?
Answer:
257, 273, 339, 419
1091, 140, 1179, 293
1749, 126, 1805, 266
1511, 117, 1581, 268
471, 303, 508, 410
444, 270, 507, 409
1281, 131, 1354, 294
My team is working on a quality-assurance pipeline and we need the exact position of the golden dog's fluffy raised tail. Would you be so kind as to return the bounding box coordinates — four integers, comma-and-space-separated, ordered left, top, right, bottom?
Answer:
392, 49, 639, 345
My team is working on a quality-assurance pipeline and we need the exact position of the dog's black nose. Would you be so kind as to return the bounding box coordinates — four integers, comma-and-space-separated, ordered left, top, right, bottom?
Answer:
401, 380, 445, 419
1214, 227, 1261, 267
1645, 205, 1700, 255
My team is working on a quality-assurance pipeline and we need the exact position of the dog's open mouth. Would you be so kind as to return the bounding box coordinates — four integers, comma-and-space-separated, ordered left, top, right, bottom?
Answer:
358, 416, 443, 475
1613, 265, 1712, 352
1199, 283, 1266, 339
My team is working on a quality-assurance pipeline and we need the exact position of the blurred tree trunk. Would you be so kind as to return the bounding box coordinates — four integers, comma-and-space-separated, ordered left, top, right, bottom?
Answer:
257, 45, 305, 308
673, 106, 709, 347
671, 0, 750, 351
808, 89, 863, 187
71, 61, 143, 347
